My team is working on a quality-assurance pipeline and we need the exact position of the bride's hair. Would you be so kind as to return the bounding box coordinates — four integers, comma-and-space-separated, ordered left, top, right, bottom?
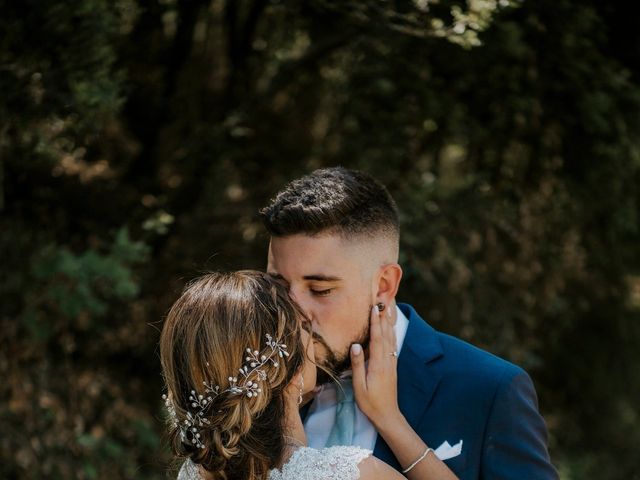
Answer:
160, 271, 308, 479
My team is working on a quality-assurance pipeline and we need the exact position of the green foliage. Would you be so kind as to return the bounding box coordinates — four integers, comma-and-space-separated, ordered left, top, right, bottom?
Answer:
23, 228, 149, 339
0, 0, 124, 123
1, 0, 639, 478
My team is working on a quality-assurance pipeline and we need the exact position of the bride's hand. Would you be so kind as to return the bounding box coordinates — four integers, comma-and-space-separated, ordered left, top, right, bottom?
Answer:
352, 307, 460, 480
351, 305, 402, 430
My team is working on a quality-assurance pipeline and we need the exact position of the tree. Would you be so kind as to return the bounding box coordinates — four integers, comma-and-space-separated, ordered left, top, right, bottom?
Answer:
1, 1, 638, 478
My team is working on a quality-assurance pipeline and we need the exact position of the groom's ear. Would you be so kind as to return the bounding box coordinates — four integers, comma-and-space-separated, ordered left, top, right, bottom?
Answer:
374, 263, 403, 306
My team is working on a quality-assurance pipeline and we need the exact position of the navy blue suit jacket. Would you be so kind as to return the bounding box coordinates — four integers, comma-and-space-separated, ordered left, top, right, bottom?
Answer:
371, 303, 558, 479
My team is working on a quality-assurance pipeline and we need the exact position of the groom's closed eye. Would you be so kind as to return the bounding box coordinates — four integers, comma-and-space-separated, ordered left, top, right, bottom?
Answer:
310, 287, 333, 297
304, 274, 341, 297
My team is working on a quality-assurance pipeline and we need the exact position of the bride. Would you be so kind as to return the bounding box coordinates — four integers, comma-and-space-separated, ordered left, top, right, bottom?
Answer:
160, 271, 458, 480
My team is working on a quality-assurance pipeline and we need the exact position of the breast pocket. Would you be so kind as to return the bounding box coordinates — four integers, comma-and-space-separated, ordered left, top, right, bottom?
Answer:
432, 439, 468, 475
442, 450, 467, 475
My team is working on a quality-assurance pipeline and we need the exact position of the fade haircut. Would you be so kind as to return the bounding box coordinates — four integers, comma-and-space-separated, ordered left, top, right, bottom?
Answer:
260, 167, 399, 242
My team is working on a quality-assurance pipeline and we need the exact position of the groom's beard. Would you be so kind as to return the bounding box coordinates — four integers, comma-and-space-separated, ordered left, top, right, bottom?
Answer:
313, 309, 370, 386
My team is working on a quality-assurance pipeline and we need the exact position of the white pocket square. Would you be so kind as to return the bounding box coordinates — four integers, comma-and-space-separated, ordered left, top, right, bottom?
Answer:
434, 440, 463, 461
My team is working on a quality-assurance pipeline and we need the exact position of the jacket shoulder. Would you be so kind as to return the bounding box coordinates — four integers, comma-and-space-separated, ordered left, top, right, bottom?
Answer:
399, 303, 527, 390
437, 331, 523, 377
433, 331, 535, 409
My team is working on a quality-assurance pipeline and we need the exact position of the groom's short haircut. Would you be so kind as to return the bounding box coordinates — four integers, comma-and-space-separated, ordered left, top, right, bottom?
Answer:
260, 167, 399, 242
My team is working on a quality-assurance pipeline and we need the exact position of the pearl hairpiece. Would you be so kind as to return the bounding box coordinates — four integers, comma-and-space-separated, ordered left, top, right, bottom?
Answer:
163, 333, 289, 449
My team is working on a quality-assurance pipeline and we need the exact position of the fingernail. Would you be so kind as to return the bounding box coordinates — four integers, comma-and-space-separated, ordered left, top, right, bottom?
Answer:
351, 344, 362, 355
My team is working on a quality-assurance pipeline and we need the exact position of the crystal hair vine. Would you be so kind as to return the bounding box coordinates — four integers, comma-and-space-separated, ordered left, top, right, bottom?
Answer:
163, 334, 289, 449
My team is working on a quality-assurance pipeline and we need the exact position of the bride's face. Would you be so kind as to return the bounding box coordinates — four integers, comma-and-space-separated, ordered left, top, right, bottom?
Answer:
299, 326, 317, 393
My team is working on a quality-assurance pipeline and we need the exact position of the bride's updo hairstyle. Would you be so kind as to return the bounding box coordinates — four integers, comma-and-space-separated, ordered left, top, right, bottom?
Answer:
160, 271, 307, 479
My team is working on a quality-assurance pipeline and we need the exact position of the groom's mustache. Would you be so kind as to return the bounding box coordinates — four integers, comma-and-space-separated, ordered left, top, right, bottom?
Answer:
311, 331, 331, 354
311, 322, 370, 384
311, 332, 340, 372
312, 332, 343, 386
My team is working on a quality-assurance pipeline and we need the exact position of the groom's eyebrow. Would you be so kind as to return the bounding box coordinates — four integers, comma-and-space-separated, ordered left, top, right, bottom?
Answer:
267, 272, 341, 282
302, 274, 342, 282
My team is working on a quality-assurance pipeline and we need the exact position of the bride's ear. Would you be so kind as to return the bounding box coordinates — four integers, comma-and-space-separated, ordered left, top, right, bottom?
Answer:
285, 371, 303, 397
289, 371, 302, 387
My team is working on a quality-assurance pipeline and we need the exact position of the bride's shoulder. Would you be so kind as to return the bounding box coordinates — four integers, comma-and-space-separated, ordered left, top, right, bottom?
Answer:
320, 447, 404, 479
322, 445, 373, 465
356, 454, 405, 480
271, 446, 372, 480
176, 447, 403, 480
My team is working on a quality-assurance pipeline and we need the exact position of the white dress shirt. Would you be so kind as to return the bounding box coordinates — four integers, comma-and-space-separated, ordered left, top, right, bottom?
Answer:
304, 305, 410, 450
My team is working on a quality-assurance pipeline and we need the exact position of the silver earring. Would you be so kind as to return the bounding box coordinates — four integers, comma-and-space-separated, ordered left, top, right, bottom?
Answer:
298, 374, 304, 405
376, 302, 385, 312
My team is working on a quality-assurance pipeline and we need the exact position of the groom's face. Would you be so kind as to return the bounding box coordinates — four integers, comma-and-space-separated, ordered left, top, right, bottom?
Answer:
267, 233, 374, 379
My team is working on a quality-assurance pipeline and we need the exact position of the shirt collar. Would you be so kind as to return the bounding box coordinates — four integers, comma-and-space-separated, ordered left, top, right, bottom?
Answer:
394, 304, 410, 354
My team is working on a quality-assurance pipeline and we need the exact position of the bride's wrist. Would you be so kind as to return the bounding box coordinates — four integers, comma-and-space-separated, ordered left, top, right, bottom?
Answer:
373, 410, 408, 436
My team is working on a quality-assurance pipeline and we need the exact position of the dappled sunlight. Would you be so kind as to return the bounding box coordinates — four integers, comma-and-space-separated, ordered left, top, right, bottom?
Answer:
2, 0, 639, 478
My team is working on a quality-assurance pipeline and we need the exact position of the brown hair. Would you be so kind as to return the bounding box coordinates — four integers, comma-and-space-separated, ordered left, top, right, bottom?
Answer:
160, 271, 307, 479
259, 166, 399, 241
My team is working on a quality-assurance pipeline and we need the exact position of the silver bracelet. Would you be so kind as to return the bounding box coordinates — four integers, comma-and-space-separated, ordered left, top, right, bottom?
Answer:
402, 447, 434, 474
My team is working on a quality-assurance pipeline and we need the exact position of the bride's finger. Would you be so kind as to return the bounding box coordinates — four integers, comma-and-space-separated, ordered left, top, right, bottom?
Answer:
350, 343, 367, 394
386, 309, 396, 359
380, 313, 393, 364
380, 309, 395, 368
379, 308, 396, 370
369, 305, 383, 365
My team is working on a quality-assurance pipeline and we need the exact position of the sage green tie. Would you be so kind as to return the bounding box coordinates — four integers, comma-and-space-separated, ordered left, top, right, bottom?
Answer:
325, 377, 356, 447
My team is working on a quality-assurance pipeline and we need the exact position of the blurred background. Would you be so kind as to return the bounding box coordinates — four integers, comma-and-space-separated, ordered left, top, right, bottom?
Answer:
1, 0, 639, 478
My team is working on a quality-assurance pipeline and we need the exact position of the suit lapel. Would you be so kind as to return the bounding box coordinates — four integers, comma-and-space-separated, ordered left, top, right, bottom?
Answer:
373, 304, 444, 468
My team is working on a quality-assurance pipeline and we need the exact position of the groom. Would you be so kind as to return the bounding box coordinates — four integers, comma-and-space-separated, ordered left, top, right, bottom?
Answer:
260, 167, 558, 479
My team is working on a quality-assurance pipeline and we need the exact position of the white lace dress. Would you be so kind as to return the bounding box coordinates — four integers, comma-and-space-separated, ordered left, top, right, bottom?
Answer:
177, 446, 372, 480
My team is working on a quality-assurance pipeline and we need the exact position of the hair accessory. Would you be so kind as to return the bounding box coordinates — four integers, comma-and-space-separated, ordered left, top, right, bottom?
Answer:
298, 374, 304, 405
163, 333, 289, 449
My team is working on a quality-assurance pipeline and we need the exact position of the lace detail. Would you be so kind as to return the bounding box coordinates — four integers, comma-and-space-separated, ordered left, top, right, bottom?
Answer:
269, 446, 372, 480
176, 446, 371, 480
177, 459, 201, 480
